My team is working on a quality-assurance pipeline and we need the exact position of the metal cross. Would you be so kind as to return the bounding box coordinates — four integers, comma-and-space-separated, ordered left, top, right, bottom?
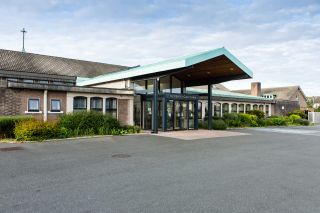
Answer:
21, 28, 27, 52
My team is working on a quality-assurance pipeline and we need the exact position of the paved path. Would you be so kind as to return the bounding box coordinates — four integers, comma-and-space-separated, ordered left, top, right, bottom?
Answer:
1, 126, 320, 212
252, 126, 320, 136
156, 129, 250, 140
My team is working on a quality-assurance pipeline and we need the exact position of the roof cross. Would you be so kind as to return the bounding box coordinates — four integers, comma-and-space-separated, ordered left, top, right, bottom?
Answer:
21, 28, 27, 52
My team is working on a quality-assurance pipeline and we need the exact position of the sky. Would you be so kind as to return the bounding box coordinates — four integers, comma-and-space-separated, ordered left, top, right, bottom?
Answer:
0, 0, 320, 95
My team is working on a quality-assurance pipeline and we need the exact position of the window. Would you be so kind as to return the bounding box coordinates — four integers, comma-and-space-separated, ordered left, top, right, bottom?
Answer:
198, 102, 202, 119
222, 103, 229, 115
106, 98, 117, 118
52, 81, 63, 85
28, 99, 40, 112
23, 79, 33, 83
7, 78, 18, 82
39, 80, 49, 84
239, 104, 245, 113
171, 76, 181, 94
51, 99, 61, 112
246, 104, 251, 113
231, 103, 237, 113
90, 97, 103, 111
214, 103, 221, 117
73, 96, 87, 111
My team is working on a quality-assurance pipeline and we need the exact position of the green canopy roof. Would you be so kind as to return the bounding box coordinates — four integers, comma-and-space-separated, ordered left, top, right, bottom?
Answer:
78, 47, 253, 86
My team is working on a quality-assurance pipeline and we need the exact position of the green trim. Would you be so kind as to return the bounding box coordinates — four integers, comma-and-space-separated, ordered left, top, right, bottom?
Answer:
186, 88, 271, 101
78, 47, 253, 86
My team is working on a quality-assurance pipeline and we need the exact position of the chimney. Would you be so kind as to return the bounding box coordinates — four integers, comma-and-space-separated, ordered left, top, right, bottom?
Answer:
251, 82, 262, 96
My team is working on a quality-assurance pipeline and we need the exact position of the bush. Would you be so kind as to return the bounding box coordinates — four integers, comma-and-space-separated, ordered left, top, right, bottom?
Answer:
294, 118, 310, 126
223, 113, 241, 127
288, 114, 301, 124
238, 114, 259, 127
58, 111, 121, 137
212, 119, 227, 130
14, 120, 64, 141
247, 110, 265, 119
0, 116, 33, 138
288, 110, 307, 119
265, 117, 288, 126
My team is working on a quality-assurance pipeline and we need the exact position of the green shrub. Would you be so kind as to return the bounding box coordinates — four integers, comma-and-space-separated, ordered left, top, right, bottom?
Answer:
58, 111, 121, 136
288, 110, 307, 119
265, 117, 288, 126
238, 114, 259, 127
288, 114, 301, 125
14, 120, 64, 141
212, 119, 227, 130
0, 116, 33, 138
222, 113, 240, 127
294, 118, 310, 126
247, 110, 265, 119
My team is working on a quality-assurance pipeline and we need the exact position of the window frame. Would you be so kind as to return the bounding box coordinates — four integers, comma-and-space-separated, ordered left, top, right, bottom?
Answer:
73, 96, 87, 111
105, 98, 117, 118
90, 97, 103, 112
50, 99, 61, 112
28, 98, 40, 112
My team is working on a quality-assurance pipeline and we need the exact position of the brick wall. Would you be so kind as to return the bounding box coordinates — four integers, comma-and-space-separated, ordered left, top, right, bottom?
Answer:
0, 88, 22, 115
118, 99, 129, 125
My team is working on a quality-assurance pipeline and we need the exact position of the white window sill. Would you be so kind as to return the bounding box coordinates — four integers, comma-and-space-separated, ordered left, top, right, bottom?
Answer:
48, 111, 64, 114
25, 111, 42, 114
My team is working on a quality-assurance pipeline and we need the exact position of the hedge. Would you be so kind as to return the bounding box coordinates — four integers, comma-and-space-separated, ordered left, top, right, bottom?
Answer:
0, 116, 33, 138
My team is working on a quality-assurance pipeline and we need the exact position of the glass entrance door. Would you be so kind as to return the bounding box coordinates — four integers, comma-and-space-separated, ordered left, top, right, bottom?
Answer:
143, 101, 152, 130
173, 101, 188, 130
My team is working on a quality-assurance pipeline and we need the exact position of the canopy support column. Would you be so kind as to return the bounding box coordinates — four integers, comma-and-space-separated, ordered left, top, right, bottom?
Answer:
152, 78, 159, 133
208, 84, 213, 130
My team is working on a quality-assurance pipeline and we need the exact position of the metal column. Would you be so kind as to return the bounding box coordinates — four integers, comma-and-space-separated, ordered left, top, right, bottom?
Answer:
152, 78, 159, 133
208, 84, 212, 130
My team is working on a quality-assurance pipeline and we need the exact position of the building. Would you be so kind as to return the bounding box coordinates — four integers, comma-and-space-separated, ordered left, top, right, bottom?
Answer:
1, 47, 279, 132
0, 49, 134, 125
233, 83, 308, 116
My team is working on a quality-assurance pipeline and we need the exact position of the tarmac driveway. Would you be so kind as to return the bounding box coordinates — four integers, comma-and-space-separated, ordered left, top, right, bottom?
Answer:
1, 126, 320, 213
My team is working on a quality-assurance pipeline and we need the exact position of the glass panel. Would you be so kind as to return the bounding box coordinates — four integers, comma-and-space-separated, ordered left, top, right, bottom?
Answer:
174, 101, 181, 130
23, 79, 33, 83
246, 104, 251, 113
198, 102, 202, 120
90, 97, 103, 111
166, 100, 174, 131
265, 105, 269, 116
133, 80, 146, 93
159, 76, 170, 93
222, 103, 229, 115
239, 104, 245, 113
158, 101, 162, 129
39, 80, 49, 84
28, 99, 39, 112
73, 97, 87, 111
253, 104, 258, 110
134, 96, 141, 127
146, 80, 154, 94
231, 104, 237, 113
214, 103, 221, 117
51, 100, 61, 112
189, 101, 194, 129
106, 98, 117, 118
171, 76, 181, 94
259, 105, 264, 111
181, 101, 188, 129
143, 101, 152, 130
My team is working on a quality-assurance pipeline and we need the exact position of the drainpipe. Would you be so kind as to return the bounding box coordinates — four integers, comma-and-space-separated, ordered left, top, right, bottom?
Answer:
43, 90, 48, 122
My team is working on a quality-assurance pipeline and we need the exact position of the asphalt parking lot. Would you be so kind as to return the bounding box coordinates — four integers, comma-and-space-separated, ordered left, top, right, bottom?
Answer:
1, 126, 320, 213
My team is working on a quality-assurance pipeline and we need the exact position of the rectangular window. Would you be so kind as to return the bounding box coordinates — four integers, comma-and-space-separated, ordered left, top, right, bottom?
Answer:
106, 98, 117, 118
198, 102, 202, 119
39, 80, 49, 84
23, 79, 33, 83
51, 99, 61, 112
28, 99, 40, 112
7, 78, 18, 82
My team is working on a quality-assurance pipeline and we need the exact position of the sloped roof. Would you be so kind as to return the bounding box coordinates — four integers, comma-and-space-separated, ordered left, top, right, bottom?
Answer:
191, 84, 230, 91
233, 86, 307, 101
0, 49, 127, 78
187, 88, 271, 102
78, 47, 253, 86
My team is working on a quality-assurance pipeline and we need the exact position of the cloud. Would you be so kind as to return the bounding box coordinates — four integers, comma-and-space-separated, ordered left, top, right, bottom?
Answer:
0, 0, 319, 95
